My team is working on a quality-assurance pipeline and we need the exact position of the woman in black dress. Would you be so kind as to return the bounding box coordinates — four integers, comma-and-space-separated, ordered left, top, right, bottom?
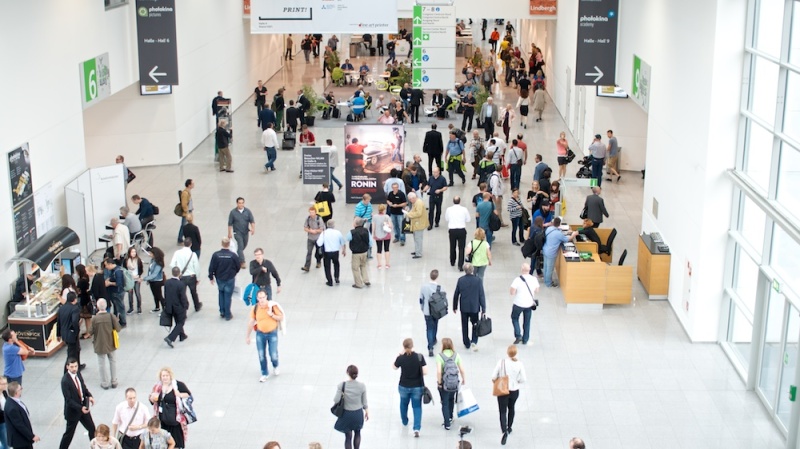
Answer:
75, 264, 93, 339
149, 367, 191, 449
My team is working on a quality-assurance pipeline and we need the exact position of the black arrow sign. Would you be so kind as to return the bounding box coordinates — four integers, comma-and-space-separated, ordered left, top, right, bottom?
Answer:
136, 0, 179, 86
575, 0, 619, 86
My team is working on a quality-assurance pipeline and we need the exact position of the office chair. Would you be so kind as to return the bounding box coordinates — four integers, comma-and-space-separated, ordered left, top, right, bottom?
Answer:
617, 249, 628, 266
599, 228, 617, 256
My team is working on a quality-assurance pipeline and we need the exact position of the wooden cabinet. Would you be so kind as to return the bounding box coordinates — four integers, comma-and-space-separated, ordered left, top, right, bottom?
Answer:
637, 234, 671, 299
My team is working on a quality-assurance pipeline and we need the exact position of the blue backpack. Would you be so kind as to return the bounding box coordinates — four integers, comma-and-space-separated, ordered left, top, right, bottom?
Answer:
242, 283, 261, 306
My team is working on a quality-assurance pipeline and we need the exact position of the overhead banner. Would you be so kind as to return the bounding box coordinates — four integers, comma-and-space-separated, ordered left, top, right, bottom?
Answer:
631, 54, 651, 113
344, 124, 405, 204
250, 0, 398, 34
412, 5, 456, 90
8, 144, 37, 251
530, 0, 557, 17
80, 53, 111, 109
135, 0, 179, 85
574, 0, 619, 86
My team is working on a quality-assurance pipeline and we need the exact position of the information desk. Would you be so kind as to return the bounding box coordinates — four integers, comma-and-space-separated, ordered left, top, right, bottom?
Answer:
569, 225, 615, 263
637, 233, 671, 299
8, 310, 64, 357
556, 242, 633, 306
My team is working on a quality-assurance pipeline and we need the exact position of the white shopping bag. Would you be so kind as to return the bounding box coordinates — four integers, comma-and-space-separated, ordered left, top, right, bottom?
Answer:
456, 387, 479, 418
228, 235, 238, 255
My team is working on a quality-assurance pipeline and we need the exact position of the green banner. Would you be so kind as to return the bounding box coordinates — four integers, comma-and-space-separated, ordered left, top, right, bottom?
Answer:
631, 55, 641, 98
83, 58, 97, 102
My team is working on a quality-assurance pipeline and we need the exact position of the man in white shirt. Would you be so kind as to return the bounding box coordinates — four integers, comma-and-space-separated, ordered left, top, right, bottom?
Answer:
324, 139, 343, 190
316, 219, 347, 286
445, 196, 471, 270
489, 170, 506, 226
111, 388, 151, 449
111, 217, 130, 261
261, 122, 279, 172
170, 239, 202, 311
507, 141, 524, 191
509, 262, 539, 345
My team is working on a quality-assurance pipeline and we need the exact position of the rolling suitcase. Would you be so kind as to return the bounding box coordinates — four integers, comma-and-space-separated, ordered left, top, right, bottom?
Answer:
282, 131, 296, 150
332, 107, 341, 119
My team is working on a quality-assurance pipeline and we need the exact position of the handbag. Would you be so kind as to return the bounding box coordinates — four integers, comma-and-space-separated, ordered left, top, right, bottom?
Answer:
314, 201, 331, 216
580, 206, 588, 220
418, 353, 434, 405
179, 395, 197, 424
382, 219, 392, 234
330, 382, 346, 417
112, 329, 120, 349
492, 359, 510, 396
475, 313, 492, 337
402, 217, 413, 234
465, 240, 483, 264
117, 401, 139, 441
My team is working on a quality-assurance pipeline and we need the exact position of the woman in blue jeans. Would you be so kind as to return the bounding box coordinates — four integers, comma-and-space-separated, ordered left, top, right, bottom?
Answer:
392, 338, 428, 437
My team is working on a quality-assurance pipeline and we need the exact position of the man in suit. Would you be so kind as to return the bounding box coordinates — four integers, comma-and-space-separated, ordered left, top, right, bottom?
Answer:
452, 263, 486, 351
4, 381, 39, 449
422, 124, 444, 176
480, 97, 499, 141
59, 358, 96, 449
285, 100, 301, 133
584, 186, 609, 228
163, 267, 189, 348
409, 88, 424, 124
210, 91, 225, 116
296, 89, 311, 125
258, 104, 277, 131
57, 292, 83, 371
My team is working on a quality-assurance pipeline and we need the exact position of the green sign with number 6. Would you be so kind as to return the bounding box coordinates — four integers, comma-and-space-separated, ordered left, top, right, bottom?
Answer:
80, 53, 110, 109
84, 58, 97, 102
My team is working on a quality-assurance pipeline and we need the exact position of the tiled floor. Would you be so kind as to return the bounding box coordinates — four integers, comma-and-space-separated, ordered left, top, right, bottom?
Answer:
17, 28, 787, 449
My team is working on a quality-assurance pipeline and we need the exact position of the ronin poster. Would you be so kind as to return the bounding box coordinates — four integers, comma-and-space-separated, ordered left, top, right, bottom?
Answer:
8, 143, 37, 251
344, 124, 405, 204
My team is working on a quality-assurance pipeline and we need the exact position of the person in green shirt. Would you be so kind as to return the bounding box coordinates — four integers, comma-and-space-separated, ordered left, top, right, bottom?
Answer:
435, 338, 466, 430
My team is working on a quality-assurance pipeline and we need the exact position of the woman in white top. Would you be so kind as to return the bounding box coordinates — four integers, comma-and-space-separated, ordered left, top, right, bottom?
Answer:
491, 345, 527, 445
371, 204, 392, 269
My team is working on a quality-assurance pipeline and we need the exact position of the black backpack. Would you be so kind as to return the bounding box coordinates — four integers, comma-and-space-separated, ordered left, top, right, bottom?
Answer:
428, 286, 448, 320
522, 228, 545, 258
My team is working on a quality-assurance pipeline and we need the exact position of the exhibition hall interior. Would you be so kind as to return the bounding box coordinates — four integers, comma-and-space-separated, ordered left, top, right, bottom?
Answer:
0, 0, 799, 448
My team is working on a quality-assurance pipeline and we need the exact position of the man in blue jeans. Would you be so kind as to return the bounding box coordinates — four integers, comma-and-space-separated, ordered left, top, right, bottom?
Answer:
541, 217, 578, 287
246, 290, 284, 382
509, 262, 540, 345
103, 258, 127, 327
208, 238, 240, 321
387, 182, 407, 246
588, 133, 607, 186
419, 270, 443, 357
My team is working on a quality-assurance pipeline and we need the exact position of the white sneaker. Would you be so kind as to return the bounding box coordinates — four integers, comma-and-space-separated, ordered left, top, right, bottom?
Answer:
274, 367, 280, 376
471, 344, 479, 352
259, 375, 268, 383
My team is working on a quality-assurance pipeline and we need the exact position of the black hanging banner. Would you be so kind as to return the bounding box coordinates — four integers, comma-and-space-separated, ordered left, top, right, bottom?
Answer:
574, 0, 619, 86
136, 0, 179, 86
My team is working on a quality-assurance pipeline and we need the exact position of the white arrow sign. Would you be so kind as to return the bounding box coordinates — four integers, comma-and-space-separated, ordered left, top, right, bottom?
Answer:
413, 37, 422, 46
149, 66, 167, 83
412, 79, 421, 88
585, 66, 604, 84
412, 59, 422, 68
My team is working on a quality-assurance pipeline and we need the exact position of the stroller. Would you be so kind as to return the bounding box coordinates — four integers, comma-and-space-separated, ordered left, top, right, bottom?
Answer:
575, 156, 593, 178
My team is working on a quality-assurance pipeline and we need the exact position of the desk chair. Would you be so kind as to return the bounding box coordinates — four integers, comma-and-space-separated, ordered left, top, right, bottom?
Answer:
616, 249, 628, 266
598, 228, 617, 263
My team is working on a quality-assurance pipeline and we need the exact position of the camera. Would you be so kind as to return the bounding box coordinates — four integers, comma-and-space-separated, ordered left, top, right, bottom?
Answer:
459, 426, 472, 438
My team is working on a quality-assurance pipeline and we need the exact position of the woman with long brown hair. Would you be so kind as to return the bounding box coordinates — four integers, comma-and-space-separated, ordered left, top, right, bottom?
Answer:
143, 247, 166, 313
75, 264, 93, 339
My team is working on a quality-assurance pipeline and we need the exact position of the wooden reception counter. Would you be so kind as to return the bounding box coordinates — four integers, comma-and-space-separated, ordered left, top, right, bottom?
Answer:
556, 242, 633, 306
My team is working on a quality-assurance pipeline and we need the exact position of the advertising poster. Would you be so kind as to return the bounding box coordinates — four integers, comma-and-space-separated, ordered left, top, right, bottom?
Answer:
250, 0, 398, 34
344, 124, 405, 204
80, 52, 111, 109
302, 147, 331, 185
8, 143, 37, 251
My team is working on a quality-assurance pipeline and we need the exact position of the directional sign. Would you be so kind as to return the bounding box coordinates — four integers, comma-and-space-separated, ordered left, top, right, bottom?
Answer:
415, 69, 455, 89
574, 0, 619, 86
412, 4, 456, 90
135, 0, 179, 86
413, 48, 456, 69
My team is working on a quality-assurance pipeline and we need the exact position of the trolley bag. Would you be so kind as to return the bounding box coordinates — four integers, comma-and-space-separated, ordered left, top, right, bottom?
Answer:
282, 131, 296, 150
332, 107, 341, 119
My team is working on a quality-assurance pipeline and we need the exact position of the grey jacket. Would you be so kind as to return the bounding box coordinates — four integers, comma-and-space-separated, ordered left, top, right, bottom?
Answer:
584, 193, 609, 225
333, 380, 368, 411
480, 103, 499, 124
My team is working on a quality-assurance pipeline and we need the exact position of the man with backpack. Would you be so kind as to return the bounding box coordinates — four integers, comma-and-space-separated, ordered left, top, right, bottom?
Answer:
435, 337, 466, 430
419, 269, 447, 357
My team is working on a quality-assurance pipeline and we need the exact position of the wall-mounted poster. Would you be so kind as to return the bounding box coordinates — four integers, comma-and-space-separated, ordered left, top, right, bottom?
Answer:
8, 143, 37, 251
344, 124, 405, 204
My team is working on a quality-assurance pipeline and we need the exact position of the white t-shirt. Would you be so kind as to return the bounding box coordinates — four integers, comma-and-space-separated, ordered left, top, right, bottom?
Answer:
510, 274, 539, 308
445, 205, 471, 229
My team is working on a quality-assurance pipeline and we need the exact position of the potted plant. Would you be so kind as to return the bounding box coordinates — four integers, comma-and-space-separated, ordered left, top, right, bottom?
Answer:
301, 84, 326, 127
388, 63, 412, 88
474, 85, 490, 127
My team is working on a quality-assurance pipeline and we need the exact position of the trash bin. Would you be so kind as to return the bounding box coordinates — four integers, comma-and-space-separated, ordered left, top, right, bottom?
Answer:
465, 43, 473, 59
456, 41, 465, 57
350, 42, 359, 59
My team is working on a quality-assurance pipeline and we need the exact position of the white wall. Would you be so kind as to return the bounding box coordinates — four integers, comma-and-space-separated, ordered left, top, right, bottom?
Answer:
0, 1, 139, 323
593, 97, 648, 171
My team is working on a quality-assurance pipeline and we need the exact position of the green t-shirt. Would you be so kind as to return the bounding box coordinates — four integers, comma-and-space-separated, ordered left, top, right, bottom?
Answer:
470, 239, 489, 266
435, 349, 462, 370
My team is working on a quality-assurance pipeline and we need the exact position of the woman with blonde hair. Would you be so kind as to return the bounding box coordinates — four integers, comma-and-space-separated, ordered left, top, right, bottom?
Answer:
465, 228, 492, 280
333, 365, 369, 449
148, 368, 191, 449
492, 345, 527, 445
371, 204, 392, 269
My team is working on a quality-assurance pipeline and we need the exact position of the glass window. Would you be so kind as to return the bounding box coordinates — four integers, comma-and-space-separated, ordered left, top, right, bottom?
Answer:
728, 302, 755, 368
776, 305, 800, 428
783, 70, 800, 143
771, 225, 800, 295
790, 2, 800, 67
745, 120, 775, 192
740, 192, 766, 256
759, 289, 785, 408
777, 143, 800, 221
755, 0, 785, 57
734, 245, 760, 314
750, 57, 780, 127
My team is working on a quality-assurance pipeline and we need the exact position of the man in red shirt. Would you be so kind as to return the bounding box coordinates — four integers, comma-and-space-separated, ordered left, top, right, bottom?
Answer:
298, 125, 316, 178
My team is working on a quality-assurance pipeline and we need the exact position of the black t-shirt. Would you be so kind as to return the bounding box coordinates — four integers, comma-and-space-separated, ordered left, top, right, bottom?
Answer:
254, 86, 267, 105
461, 96, 476, 110
387, 191, 407, 215
394, 352, 426, 388
518, 79, 531, 91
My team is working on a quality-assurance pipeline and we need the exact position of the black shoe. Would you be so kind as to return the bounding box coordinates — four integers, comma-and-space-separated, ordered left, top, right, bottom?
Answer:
179, 336, 188, 342
507, 428, 513, 434
501, 432, 508, 445
428, 349, 434, 357
413, 255, 422, 259
617, 175, 621, 182
126, 309, 134, 315
427, 225, 433, 230
514, 338, 522, 344
79, 364, 87, 371
151, 308, 161, 313
137, 309, 142, 314
448, 182, 454, 187
326, 281, 334, 286
164, 337, 174, 348
365, 282, 371, 286
435, 223, 440, 227
335, 279, 340, 284
196, 303, 203, 312
605, 178, 612, 181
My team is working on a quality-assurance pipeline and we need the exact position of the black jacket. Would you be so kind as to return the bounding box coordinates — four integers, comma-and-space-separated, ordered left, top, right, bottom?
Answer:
297, 95, 311, 114
89, 273, 107, 304
215, 126, 231, 148
431, 93, 444, 106
453, 274, 486, 314
584, 194, 609, 225
258, 108, 277, 130
61, 371, 92, 420
410, 89, 424, 106
182, 223, 202, 251
208, 249, 240, 282
273, 94, 285, 111
163, 278, 188, 320
286, 106, 301, 128
348, 226, 370, 254
249, 259, 282, 287
4, 396, 35, 447
57, 302, 80, 344
423, 130, 444, 156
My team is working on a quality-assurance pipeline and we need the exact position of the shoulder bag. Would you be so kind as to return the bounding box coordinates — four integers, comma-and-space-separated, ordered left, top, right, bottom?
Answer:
330, 382, 346, 417
492, 359, 510, 396
519, 276, 539, 311
116, 401, 139, 442
417, 353, 434, 405
465, 240, 483, 263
